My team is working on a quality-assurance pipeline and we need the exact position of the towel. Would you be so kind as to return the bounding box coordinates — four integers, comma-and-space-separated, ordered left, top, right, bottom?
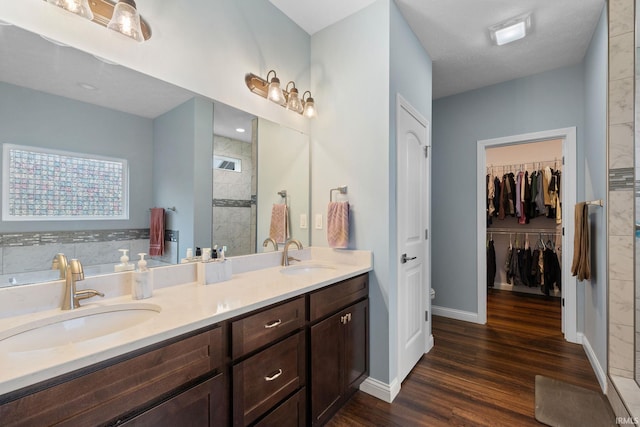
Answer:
269, 203, 289, 244
149, 208, 165, 256
571, 202, 590, 281
327, 201, 349, 248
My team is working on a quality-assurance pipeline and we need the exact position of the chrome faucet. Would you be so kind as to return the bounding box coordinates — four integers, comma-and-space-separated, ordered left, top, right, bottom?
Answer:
262, 237, 279, 252
282, 239, 303, 266
52, 253, 68, 279
61, 259, 104, 310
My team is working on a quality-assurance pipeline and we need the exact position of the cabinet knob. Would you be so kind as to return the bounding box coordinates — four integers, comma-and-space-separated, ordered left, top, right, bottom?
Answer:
264, 319, 282, 329
264, 368, 283, 382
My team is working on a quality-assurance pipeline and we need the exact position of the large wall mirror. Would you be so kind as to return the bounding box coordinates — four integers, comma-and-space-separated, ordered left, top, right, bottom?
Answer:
0, 24, 310, 287
635, 0, 640, 386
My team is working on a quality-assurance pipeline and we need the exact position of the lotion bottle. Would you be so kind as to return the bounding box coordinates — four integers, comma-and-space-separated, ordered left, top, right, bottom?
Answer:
132, 253, 153, 299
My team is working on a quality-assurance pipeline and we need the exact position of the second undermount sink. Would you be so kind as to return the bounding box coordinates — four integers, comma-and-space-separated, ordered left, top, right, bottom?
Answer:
0, 303, 161, 353
280, 263, 337, 276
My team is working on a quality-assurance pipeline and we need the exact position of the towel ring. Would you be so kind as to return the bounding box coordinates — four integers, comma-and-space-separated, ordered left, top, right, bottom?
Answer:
330, 185, 348, 202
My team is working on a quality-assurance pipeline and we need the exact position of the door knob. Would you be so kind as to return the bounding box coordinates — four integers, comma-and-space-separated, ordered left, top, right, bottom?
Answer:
401, 253, 417, 264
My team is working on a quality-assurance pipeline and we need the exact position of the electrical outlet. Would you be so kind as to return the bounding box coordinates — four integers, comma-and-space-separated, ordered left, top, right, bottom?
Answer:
300, 213, 308, 229
315, 214, 323, 229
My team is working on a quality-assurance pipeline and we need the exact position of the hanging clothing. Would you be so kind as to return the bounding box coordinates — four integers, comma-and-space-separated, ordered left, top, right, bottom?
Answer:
543, 247, 562, 295
487, 239, 496, 288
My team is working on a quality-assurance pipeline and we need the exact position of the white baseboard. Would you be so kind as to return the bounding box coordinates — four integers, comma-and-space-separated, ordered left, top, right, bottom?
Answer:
432, 305, 480, 324
580, 332, 607, 393
359, 377, 400, 403
426, 334, 434, 353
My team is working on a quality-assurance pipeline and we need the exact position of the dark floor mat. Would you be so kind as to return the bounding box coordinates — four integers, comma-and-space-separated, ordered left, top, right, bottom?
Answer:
534, 375, 615, 427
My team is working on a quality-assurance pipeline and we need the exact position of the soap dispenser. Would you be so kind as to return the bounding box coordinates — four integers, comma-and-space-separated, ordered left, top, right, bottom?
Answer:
115, 249, 135, 272
132, 253, 153, 300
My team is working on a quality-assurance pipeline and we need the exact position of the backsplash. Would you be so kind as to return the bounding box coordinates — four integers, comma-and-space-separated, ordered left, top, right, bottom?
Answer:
0, 228, 178, 276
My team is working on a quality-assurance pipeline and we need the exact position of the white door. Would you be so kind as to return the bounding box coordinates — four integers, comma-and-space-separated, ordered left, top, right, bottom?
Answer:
397, 96, 430, 383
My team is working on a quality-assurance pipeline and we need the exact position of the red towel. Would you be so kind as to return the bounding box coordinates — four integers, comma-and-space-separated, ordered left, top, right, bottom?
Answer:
149, 208, 165, 256
269, 204, 289, 244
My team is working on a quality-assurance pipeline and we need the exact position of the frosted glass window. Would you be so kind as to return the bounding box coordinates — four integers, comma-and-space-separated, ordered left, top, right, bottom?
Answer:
2, 144, 129, 221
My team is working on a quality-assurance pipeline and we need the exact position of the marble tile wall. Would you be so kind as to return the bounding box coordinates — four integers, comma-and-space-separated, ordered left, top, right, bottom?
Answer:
608, 0, 636, 379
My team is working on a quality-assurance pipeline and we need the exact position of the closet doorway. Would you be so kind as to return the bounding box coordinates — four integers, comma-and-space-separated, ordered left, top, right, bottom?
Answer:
476, 128, 578, 343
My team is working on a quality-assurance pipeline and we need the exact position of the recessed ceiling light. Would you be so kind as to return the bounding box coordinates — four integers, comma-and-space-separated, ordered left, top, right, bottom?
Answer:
489, 13, 532, 46
236, 128, 246, 133
78, 82, 97, 91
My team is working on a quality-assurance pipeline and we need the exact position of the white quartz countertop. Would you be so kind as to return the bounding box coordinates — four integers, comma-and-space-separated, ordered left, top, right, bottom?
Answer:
0, 248, 372, 396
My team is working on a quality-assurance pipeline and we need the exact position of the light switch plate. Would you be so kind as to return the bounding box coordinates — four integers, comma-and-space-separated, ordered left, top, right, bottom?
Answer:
300, 213, 308, 229
315, 214, 323, 229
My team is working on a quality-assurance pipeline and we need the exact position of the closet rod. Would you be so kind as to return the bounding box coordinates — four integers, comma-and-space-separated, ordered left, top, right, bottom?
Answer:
487, 227, 562, 234
486, 159, 561, 170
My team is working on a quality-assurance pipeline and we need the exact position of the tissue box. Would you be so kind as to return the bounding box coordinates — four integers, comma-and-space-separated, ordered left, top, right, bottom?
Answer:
197, 260, 232, 285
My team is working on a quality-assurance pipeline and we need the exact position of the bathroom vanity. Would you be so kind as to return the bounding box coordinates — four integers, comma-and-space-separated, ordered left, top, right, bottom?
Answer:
0, 248, 371, 426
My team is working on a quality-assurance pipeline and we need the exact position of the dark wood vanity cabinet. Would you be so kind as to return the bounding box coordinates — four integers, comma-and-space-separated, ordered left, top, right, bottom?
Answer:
309, 275, 369, 426
0, 324, 227, 427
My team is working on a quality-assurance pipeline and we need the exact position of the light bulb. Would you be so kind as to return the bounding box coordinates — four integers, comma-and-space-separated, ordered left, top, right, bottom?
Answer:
303, 97, 316, 118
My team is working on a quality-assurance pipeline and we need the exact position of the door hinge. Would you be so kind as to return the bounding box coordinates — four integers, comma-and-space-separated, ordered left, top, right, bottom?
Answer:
425, 310, 429, 321
424, 146, 428, 158
562, 156, 565, 165
425, 229, 429, 240
562, 227, 564, 236
562, 298, 565, 307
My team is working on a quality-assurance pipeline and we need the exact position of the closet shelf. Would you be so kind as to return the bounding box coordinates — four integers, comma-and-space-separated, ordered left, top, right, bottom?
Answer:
487, 227, 561, 235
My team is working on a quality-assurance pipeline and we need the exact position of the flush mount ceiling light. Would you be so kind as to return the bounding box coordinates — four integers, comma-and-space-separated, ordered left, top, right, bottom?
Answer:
43, 0, 151, 42
488, 13, 532, 46
245, 70, 317, 119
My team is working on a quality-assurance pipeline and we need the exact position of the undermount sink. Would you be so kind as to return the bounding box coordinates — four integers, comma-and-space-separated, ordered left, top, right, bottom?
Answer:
280, 263, 337, 276
0, 303, 161, 353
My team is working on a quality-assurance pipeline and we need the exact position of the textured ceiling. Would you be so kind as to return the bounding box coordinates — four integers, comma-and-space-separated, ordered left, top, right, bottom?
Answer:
269, 0, 606, 99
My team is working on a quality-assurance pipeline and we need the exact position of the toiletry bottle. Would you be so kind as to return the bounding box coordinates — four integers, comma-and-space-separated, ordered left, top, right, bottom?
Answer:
212, 245, 218, 259
115, 249, 134, 272
132, 253, 153, 299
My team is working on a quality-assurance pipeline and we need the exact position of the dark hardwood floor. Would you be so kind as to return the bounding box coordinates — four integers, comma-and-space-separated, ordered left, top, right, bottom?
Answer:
327, 289, 604, 426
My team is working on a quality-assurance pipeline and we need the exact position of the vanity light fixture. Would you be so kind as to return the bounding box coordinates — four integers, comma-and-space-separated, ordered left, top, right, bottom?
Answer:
43, 0, 151, 42
107, 0, 144, 42
488, 13, 532, 46
245, 70, 317, 118
46, 0, 94, 20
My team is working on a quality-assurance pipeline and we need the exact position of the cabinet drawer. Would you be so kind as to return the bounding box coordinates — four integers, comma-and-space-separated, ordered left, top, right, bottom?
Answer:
254, 387, 306, 427
310, 274, 368, 321
0, 325, 224, 427
122, 373, 226, 427
232, 297, 305, 359
233, 331, 306, 426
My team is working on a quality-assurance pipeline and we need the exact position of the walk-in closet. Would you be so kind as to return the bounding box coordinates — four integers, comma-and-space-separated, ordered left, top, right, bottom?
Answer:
485, 139, 563, 298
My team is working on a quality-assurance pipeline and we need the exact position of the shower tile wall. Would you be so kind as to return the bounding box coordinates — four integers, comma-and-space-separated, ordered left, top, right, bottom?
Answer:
608, 0, 636, 379
213, 133, 256, 256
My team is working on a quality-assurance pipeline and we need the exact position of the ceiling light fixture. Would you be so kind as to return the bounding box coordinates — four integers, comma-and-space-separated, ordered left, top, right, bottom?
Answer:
488, 13, 532, 46
43, 0, 151, 42
245, 71, 317, 119
236, 128, 246, 133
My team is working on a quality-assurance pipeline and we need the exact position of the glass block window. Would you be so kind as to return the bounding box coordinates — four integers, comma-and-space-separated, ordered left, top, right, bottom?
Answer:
3, 144, 129, 221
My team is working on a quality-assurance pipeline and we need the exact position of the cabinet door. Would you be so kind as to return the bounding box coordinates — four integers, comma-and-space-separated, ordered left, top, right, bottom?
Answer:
310, 311, 343, 426
344, 299, 369, 393
123, 373, 227, 427
253, 387, 306, 427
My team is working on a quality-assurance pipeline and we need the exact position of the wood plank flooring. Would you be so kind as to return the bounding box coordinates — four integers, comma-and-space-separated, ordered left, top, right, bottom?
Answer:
327, 289, 604, 426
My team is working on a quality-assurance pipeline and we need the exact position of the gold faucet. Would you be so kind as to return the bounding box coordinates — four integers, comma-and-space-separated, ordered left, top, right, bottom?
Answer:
262, 237, 279, 252
51, 253, 68, 279
61, 259, 105, 310
282, 239, 303, 266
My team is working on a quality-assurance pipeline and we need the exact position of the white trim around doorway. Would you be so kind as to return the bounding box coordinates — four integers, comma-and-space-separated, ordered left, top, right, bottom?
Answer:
476, 127, 577, 343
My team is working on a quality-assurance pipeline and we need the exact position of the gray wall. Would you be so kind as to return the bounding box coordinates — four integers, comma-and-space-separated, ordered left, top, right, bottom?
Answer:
432, 64, 585, 313
0, 82, 153, 232
582, 6, 608, 374
153, 98, 213, 257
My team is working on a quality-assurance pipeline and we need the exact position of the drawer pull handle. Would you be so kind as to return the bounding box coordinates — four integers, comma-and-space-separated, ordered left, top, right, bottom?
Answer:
265, 369, 283, 381
264, 319, 282, 329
